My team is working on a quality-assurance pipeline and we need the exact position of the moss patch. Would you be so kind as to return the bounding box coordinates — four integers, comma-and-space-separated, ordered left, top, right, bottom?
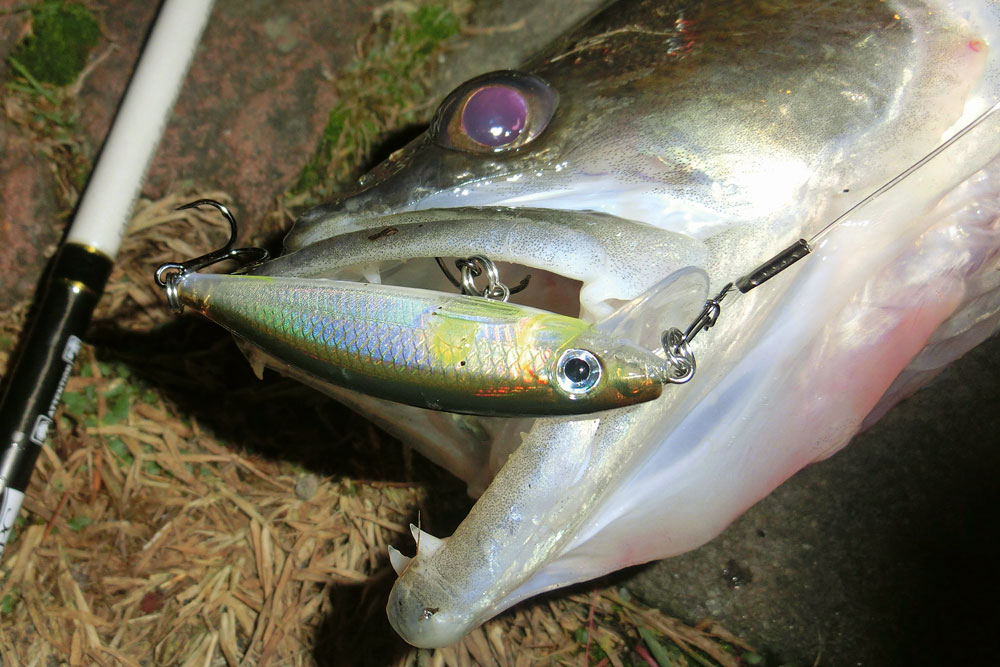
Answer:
3, 2, 100, 209
292, 1, 463, 200
9, 1, 100, 86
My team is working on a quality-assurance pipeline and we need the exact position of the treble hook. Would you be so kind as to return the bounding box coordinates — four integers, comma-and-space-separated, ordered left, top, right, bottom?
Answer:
154, 199, 269, 312
435, 256, 531, 301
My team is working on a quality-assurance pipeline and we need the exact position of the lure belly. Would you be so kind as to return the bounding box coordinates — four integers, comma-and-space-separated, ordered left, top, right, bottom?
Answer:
174, 272, 668, 416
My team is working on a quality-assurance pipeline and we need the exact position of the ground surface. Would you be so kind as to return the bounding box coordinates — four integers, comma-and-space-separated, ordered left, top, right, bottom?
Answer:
1, 1, 999, 665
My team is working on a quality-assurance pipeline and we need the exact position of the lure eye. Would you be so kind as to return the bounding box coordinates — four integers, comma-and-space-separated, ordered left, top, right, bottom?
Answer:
432, 71, 557, 154
556, 349, 602, 396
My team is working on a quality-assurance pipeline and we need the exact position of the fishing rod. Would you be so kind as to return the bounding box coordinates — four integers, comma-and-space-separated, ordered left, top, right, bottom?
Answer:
0, 0, 216, 558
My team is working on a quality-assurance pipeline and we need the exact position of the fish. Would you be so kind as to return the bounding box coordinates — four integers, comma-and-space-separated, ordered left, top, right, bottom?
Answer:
170, 272, 670, 416
248, 0, 1000, 648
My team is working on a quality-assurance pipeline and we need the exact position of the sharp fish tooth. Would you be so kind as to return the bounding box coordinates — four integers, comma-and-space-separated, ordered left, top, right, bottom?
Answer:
388, 545, 413, 575
409, 523, 445, 558
360, 263, 382, 284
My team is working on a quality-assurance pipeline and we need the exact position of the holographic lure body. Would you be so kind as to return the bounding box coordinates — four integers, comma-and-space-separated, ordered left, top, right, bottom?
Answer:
174, 272, 668, 416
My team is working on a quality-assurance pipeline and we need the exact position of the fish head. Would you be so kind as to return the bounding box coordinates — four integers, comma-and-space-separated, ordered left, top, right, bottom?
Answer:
256, 0, 1000, 648
284, 6, 796, 257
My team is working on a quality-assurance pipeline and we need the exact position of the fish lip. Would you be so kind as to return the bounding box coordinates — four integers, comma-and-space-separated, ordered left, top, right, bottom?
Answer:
283, 140, 557, 253
386, 570, 472, 649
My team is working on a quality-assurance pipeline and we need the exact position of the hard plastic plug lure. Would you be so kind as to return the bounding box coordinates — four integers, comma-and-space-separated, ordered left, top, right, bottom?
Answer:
155, 202, 683, 417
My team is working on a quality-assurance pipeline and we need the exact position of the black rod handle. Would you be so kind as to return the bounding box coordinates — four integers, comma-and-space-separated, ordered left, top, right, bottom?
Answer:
0, 244, 111, 555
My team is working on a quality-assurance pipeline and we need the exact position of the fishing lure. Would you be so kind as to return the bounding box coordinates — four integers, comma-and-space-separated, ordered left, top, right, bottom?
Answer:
155, 202, 680, 417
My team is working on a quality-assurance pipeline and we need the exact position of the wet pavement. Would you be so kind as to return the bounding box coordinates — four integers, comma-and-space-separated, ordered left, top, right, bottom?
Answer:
2, 1, 999, 665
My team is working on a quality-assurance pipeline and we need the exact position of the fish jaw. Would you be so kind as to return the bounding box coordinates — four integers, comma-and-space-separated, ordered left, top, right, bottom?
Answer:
248, 0, 1000, 648
384, 149, 1000, 647
255, 207, 709, 321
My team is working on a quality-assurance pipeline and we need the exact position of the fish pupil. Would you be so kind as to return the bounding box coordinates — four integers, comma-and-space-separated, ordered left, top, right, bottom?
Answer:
564, 357, 591, 383
462, 85, 527, 147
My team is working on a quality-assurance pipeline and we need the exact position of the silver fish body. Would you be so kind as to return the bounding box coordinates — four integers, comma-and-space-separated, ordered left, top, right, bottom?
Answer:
251, 0, 1000, 647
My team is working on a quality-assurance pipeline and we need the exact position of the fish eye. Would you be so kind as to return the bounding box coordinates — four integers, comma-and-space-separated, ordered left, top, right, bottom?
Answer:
463, 87, 526, 147
556, 349, 602, 396
432, 71, 557, 154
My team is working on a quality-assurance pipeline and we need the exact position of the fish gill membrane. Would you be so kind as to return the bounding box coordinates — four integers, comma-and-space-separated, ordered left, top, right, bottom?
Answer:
242, 0, 1000, 648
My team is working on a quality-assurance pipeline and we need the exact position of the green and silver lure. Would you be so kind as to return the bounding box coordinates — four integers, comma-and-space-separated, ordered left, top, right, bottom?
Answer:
155, 201, 676, 417
171, 272, 670, 416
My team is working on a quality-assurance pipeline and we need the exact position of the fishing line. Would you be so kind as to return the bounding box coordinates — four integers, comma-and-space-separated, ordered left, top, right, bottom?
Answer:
661, 99, 1000, 381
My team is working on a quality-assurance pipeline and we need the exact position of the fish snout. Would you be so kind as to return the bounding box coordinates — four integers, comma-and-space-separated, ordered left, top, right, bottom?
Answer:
386, 571, 470, 648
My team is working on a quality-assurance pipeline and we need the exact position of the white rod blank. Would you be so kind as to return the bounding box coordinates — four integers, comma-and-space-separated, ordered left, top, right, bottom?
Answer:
67, 0, 216, 257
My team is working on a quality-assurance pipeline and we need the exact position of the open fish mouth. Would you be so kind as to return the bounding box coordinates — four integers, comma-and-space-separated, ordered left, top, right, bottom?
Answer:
251, 205, 724, 643
254, 206, 709, 322
255, 157, 1000, 648
246, 0, 1000, 649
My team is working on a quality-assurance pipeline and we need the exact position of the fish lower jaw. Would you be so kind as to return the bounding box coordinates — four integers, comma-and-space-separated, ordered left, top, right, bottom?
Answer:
386, 566, 474, 649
